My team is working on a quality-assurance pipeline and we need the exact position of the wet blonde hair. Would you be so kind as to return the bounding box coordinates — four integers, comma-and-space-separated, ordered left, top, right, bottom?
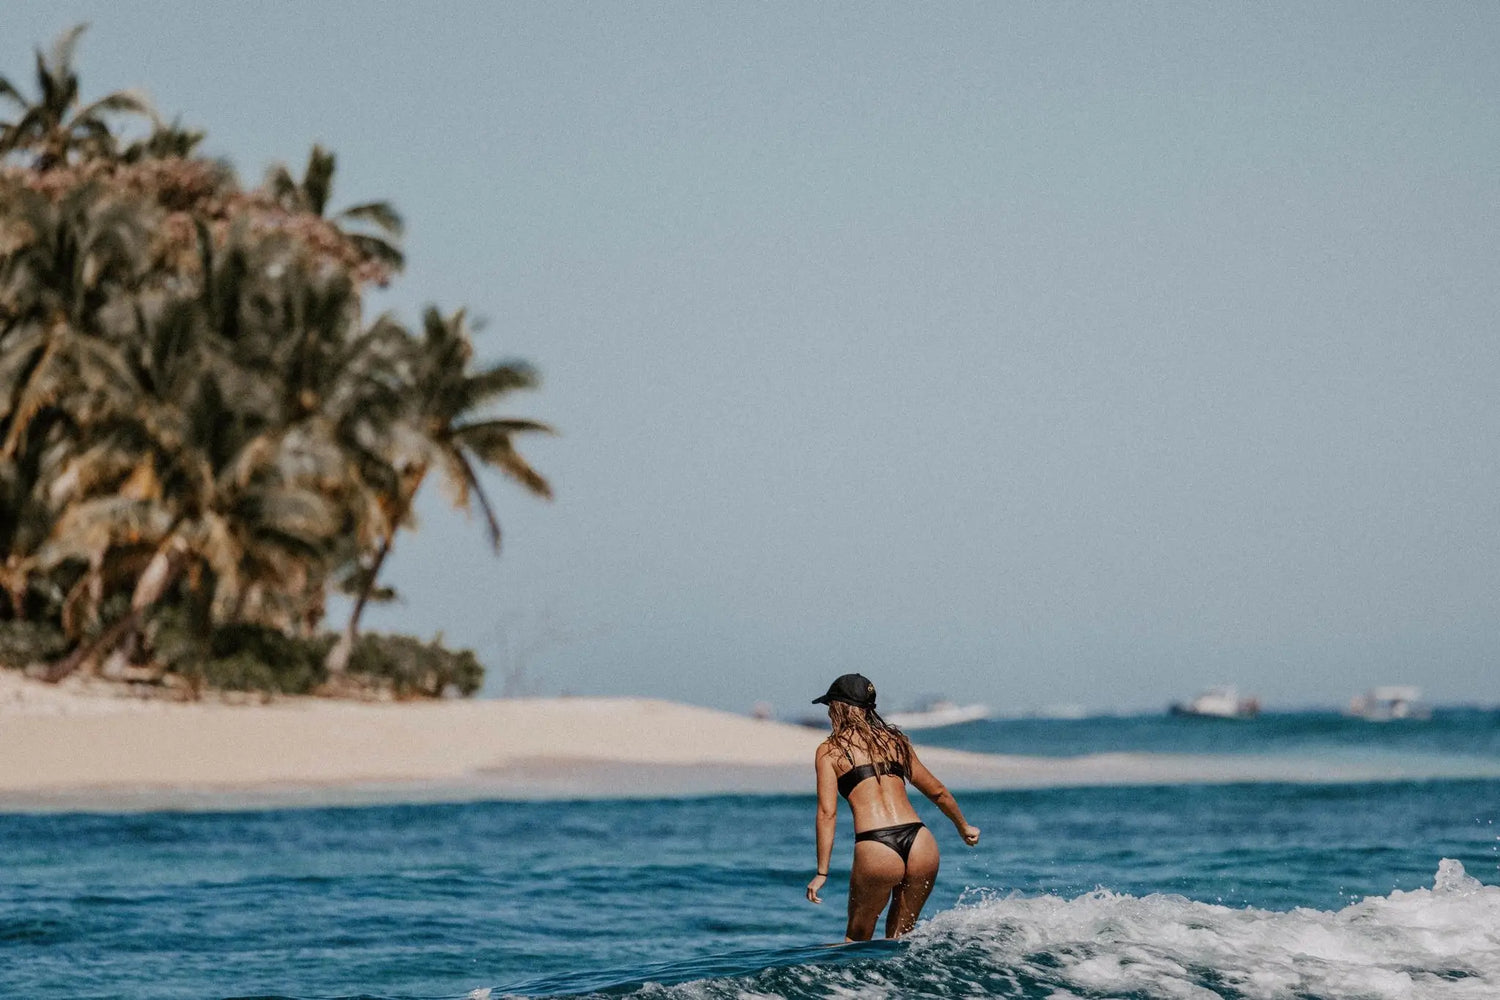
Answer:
825, 701, 911, 774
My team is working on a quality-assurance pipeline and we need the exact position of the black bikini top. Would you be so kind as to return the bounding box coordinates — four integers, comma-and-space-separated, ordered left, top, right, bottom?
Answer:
837, 759, 907, 799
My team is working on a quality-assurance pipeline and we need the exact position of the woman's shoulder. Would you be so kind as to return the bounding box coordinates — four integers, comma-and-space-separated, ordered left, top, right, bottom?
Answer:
816, 737, 857, 765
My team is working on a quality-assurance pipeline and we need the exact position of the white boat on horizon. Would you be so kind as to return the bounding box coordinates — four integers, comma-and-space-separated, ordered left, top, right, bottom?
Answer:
1346, 686, 1430, 722
1169, 686, 1261, 719
885, 700, 992, 730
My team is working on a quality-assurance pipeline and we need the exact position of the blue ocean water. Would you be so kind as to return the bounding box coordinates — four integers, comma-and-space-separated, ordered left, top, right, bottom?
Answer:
914, 706, 1500, 764
4, 710, 1500, 1000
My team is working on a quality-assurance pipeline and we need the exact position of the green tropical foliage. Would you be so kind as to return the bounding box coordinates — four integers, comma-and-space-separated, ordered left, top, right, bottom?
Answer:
0, 24, 151, 169
0, 26, 551, 698
266, 144, 405, 278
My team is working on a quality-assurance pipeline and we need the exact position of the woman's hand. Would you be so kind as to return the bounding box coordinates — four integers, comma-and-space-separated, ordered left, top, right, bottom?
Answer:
959, 824, 980, 846
806, 873, 827, 903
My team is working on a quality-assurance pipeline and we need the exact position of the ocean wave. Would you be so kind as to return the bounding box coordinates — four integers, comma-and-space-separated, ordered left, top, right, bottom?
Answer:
493, 859, 1500, 1000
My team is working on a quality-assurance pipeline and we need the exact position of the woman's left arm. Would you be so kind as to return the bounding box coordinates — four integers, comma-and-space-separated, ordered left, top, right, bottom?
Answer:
909, 748, 980, 847
807, 744, 839, 903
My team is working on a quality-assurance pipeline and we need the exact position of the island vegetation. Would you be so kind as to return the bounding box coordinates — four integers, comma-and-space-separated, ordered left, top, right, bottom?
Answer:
0, 26, 551, 699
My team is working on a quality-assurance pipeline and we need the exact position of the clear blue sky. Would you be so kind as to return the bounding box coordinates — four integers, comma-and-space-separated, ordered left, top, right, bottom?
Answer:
4, 3, 1498, 714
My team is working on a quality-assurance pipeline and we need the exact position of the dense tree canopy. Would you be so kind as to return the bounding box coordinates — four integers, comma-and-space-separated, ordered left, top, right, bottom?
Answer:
0, 26, 551, 697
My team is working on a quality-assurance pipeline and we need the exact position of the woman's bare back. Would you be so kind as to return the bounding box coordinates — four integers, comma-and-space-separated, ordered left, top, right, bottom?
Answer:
826, 739, 922, 831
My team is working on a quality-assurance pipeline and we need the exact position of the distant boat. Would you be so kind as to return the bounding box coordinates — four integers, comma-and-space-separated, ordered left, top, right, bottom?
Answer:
1169, 686, 1261, 719
885, 700, 992, 730
1346, 686, 1430, 722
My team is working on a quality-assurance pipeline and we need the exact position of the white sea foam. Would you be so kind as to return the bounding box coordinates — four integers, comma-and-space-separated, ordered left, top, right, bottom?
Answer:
589, 860, 1500, 999
906, 858, 1500, 999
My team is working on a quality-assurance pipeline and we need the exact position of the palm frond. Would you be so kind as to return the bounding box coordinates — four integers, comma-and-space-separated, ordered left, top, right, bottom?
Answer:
71, 115, 114, 151
34, 30, 80, 144
122, 117, 205, 161
453, 450, 502, 551
244, 486, 340, 543
453, 421, 554, 499
467, 361, 541, 402
302, 145, 336, 216
0, 324, 47, 413
336, 567, 397, 602
419, 305, 470, 356
265, 163, 299, 207
33, 49, 61, 113
345, 233, 405, 271
71, 87, 152, 123
0, 108, 44, 155
337, 201, 404, 236
45, 438, 140, 506
0, 76, 27, 112
41, 495, 171, 567
0, 331, 64, 458
220, 431, 279, 489
454, 417, 554, 437
47, 24, 89, 83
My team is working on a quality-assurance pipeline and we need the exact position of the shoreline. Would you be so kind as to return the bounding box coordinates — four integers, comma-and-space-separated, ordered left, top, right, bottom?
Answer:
3, 672, 1498, 813
8, 753, 1500, 816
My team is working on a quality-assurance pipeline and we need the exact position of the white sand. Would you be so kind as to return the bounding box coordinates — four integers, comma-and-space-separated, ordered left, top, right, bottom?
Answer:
2, 671, 1496, 812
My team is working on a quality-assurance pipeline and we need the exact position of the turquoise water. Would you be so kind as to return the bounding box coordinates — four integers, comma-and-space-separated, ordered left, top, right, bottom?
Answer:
4, 711, 1500, 999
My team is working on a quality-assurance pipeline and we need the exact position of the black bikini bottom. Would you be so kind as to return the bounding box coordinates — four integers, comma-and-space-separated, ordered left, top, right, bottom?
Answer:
854, 821, 926, 862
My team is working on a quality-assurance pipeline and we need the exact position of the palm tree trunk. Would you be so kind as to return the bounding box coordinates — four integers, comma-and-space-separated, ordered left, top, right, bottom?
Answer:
44, 540, 187, 684
3, 580, 24, 620
327, 472, 424, 675
326, 531, 394, 675
42, 606, 144, 682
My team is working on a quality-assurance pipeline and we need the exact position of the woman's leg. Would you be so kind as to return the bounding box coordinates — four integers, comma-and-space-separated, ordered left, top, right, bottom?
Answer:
845, 840, 905, 941
884, 827, 940, 938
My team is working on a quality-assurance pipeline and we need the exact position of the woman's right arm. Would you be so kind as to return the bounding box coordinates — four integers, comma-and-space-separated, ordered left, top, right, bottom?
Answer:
908, 749, 980, 846
807, 743, 839, 903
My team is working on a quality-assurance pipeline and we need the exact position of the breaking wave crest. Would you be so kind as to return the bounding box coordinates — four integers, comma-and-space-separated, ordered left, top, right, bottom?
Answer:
493, 859, 1500, 1000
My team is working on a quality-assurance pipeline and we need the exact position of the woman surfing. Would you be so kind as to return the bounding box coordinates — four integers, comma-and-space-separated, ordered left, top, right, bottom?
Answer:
805, 673, 981, 940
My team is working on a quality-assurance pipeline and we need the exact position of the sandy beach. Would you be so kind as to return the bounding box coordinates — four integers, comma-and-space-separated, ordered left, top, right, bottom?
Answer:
2, 670, 1492, 812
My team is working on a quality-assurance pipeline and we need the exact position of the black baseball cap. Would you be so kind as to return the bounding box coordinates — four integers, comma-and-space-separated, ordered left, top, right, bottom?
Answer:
812, 673, 877, 709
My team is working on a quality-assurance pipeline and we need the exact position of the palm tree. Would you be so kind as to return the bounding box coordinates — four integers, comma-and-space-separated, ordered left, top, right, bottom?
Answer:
198, 230, 409, 630
266, 144, 405, 276
0, 181, 149, 322
2, 27, 554, 696
0, 24, 152, 169
25, 215, 397, 679
0, 184, 148, 461
36, 390, 347, 679
0, 182, 152, 631
327, 307, 551, 674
